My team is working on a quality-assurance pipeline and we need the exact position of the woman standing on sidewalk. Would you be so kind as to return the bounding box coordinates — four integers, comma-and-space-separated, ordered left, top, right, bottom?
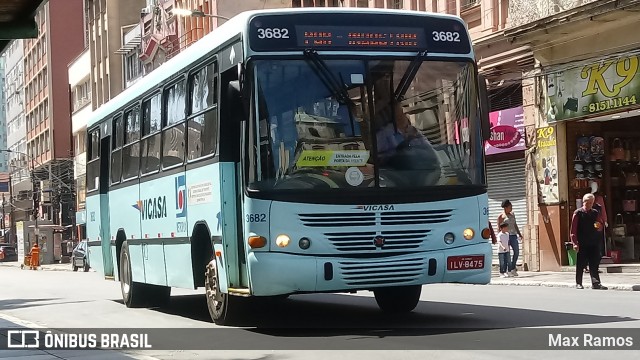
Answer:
497, 200, 523, 277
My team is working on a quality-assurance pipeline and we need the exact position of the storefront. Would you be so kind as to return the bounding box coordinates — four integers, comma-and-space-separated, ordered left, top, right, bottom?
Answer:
543, 53, 640, 264
485, 105, 527, 266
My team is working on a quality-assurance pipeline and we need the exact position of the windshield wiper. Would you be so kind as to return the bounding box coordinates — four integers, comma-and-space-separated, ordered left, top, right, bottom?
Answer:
394, 50, 428, 101
303, 49, 352, 105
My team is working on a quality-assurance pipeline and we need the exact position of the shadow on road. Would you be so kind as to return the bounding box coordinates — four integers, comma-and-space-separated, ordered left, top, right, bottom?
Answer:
135, 291, 636, 336
0, 298, 93, 311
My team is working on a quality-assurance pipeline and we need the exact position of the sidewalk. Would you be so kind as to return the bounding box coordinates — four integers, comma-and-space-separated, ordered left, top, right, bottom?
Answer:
0, 261, 93, 272
490, 270, 640, 291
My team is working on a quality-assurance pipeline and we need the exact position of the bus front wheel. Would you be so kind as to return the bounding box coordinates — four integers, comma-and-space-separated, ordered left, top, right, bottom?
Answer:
373, 285, 422, 313
205, 259, 235, 325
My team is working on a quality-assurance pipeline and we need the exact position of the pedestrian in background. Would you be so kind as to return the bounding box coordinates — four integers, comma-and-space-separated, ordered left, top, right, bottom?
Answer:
29, 242, 40, 270
497, 200, 522, 277
497, 222, 511, 278
570, 193, 607, 290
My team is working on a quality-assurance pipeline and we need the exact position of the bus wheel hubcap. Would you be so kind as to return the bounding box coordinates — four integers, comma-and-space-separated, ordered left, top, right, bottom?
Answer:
205, 262, 223, 312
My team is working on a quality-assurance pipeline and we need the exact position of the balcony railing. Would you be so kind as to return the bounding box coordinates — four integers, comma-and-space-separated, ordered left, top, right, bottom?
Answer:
461, 0, 481, 11
508, 0, 598, 28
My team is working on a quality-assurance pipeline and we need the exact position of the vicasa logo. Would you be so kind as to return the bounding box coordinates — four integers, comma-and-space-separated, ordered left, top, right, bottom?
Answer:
355, 205, 395, 211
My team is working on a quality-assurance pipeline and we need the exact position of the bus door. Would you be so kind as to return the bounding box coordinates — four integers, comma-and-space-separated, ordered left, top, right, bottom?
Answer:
99, 123, 114, 277
218, 42, 248, 289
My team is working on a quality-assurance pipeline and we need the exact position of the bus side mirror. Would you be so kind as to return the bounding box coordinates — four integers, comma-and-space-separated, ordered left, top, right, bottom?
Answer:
478, 74, 491, 141
227, 80, 246, 121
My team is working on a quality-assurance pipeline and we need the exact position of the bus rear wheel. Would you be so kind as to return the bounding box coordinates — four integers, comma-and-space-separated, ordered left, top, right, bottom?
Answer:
373, 285, 422, 313
120, 241, 146, 308
205, 259, 235, 325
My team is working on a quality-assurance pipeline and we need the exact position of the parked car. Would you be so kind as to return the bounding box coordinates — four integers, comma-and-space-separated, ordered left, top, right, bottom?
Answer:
0, 243, 18, 262
71, 240, 90, 272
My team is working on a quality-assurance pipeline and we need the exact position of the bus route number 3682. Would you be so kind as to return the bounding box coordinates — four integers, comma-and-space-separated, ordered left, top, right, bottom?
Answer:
257, 28, 290, 39
432, 31, 460, 42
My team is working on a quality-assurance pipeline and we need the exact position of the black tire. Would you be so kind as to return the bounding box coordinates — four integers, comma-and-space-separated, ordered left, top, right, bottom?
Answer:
205, 259, 236, 325
72, 258, 78, 272
83, 259, 90, 272
373, 285, 422, 313
119, 241, 146, 308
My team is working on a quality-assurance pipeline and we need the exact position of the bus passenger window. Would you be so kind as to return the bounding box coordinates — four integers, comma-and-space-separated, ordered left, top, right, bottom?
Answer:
162, 81, 186, 168
141, 94, 161, 174
122, 105, 141, 179
187, 62, 218, 161
87, 129, 100, 191
111, 116, 123, 183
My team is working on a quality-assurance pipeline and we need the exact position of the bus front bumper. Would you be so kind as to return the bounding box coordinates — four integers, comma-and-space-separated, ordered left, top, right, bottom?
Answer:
247, 242, 492, 296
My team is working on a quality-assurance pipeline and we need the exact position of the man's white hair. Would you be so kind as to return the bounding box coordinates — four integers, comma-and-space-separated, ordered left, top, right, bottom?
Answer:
583, 193, 595, 202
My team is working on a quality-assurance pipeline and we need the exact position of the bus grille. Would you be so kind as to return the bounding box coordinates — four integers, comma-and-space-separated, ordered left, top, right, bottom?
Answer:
380, 209, 453, 226
325, 230, 430, 252
338, 257, 424, 287
299, 212, 376, 227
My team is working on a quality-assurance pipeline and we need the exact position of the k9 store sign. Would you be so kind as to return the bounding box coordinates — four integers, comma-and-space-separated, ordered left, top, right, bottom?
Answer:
546, 54, 640, 122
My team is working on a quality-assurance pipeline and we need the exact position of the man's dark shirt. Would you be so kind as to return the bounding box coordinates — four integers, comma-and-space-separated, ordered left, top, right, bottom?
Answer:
570, 207, 601, 247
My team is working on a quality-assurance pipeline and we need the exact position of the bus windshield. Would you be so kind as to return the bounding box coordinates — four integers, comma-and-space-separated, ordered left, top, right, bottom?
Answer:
250, 58, 483, 191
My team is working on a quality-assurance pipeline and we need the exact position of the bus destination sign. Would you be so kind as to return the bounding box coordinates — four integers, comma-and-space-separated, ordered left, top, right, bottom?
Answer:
296, 26, 426, 50
248, 13, 471, 54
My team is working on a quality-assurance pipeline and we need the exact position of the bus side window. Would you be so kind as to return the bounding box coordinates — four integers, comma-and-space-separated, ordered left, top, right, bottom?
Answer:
162, 80, 187, 168
187, 62, 218, 161
111, 115, 123, 184
141, 93, 162, 174
87, 128, 100, 191
122, 105, 141, 180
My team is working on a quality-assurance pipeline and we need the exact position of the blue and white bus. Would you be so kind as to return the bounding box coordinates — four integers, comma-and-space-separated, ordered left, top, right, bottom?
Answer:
86, 7, 492, 325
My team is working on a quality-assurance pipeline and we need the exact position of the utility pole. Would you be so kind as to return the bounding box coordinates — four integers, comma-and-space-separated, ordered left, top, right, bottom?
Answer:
9, 172, 15, 245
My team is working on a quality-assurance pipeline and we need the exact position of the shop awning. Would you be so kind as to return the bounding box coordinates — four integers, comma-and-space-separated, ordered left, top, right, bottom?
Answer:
0, 0, 47, 53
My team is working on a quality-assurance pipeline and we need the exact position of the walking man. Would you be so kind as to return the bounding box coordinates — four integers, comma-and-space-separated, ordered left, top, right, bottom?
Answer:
570, 193, 608, 290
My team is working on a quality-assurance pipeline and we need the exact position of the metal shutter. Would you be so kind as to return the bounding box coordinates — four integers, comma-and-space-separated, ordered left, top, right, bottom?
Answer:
487, 157, 527, 266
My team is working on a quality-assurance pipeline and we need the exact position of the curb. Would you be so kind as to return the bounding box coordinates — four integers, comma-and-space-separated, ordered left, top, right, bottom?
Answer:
490, 279, 640, 291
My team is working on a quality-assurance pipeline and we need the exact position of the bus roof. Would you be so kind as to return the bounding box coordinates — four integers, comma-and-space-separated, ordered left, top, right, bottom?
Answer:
88, 8, 468, 129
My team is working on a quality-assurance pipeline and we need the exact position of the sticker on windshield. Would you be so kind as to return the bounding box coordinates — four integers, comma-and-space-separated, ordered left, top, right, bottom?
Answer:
296, 150, 370, 167
345, 167, 364, 186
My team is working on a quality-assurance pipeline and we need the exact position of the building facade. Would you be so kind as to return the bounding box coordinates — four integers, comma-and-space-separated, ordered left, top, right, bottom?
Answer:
1, 39, 30, 235
506, 0, 640, 268
23, 0, 84, 228
0, 57, 7, 174
68, 49, 91, 240
85, 0, 146, 109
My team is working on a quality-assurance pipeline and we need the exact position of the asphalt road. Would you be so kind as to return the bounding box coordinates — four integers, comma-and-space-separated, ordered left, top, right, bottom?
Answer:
1, 266, 639, 359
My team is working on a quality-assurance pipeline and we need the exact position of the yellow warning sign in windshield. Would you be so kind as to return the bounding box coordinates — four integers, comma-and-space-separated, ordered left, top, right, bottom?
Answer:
296, 150, 370, 167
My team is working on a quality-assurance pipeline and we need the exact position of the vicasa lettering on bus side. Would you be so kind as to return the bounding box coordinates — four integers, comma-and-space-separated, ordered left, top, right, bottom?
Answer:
142, 196, 167, 220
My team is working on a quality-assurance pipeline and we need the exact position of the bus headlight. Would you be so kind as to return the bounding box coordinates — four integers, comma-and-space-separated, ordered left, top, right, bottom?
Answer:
444, 232, 455, 244
248, 236, 267, 249
463, 228, 475, 240
299, 237, 311, 250
276, 234, 291, 247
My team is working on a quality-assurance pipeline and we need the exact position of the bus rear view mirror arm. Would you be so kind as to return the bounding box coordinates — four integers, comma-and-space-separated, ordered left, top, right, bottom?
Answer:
477, 74, 491, 142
